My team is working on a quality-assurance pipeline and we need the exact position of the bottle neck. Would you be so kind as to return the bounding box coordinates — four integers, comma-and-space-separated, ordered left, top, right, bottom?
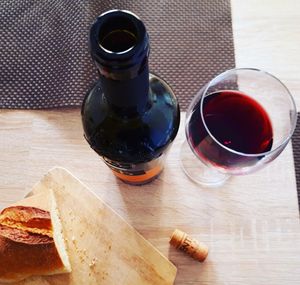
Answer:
100, 64, 150, 115
89, 10, 151, 115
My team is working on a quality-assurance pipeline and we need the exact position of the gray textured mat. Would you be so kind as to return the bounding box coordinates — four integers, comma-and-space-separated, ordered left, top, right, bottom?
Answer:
0, 0, 235, 110
291, 116, 300, 211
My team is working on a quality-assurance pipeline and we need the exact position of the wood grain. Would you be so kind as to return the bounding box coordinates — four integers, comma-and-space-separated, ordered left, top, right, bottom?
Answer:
1, 1, 300, 284
1, 168, 176, 285
0, 110, 299, 284
232, 0, 300, 110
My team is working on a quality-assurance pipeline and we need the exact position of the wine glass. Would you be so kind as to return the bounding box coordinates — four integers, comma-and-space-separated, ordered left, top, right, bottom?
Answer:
180, 68, 297, 187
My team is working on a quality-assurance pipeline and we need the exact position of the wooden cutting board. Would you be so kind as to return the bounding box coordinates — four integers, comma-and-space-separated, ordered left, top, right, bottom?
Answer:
1, 167, 177, 285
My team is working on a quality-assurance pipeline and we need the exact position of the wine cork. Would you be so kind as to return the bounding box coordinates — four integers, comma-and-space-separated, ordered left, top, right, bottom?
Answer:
169, 229, 209, 262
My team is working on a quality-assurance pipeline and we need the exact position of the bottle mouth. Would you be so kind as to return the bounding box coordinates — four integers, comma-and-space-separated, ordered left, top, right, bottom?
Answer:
98, 15, 138, 54
89, 10, 149, 80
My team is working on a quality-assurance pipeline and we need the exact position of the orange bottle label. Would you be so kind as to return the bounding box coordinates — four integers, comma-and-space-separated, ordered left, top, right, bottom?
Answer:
103, 155, 165, 184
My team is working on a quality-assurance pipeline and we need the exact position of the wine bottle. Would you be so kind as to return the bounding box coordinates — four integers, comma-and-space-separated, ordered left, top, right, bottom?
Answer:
81, 10, 180, 185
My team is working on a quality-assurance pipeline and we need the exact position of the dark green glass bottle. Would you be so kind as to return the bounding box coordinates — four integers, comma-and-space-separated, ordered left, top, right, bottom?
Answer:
81, 10, 180, 185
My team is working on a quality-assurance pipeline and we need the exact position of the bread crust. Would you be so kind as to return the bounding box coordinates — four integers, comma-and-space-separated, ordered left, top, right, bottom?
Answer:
0, 206, 65, 283
1, 206, 52, 232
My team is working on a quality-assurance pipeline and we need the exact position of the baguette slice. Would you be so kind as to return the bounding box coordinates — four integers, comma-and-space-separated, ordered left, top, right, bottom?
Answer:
0, 190, 71, 283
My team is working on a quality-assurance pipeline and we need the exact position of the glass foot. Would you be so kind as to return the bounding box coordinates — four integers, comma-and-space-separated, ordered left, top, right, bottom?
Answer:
180, 141, 230, 187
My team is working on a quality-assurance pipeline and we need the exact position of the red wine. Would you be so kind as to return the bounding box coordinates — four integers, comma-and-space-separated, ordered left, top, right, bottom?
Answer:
188, 90, 273, 169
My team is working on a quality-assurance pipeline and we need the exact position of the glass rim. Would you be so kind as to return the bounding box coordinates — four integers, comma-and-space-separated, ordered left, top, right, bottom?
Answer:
200, 67, 298, 157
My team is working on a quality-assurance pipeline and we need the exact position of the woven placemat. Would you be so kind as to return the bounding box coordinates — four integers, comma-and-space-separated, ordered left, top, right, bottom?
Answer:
0, 0, 235, 110
291, 116, 300, 211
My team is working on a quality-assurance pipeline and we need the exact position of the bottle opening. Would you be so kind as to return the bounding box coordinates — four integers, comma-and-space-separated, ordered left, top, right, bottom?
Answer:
98, 15, 138, 54
100, 30, 137, 53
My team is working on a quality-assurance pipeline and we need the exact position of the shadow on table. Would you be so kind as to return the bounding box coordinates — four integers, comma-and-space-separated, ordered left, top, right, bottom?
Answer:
168, 244, 216, 284
113, 170, 168, 233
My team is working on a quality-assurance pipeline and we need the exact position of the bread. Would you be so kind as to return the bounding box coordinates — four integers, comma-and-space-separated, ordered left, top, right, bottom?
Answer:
0, 191, 71, 283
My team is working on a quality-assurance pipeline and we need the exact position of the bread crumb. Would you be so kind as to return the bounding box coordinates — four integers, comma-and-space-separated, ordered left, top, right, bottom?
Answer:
89, 262, 95, 268
89, 257, 98, 268
79, 255, 85, 263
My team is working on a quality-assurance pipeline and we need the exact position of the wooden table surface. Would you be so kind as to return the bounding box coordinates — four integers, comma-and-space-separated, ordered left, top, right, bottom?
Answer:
1, 1, 300, 284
